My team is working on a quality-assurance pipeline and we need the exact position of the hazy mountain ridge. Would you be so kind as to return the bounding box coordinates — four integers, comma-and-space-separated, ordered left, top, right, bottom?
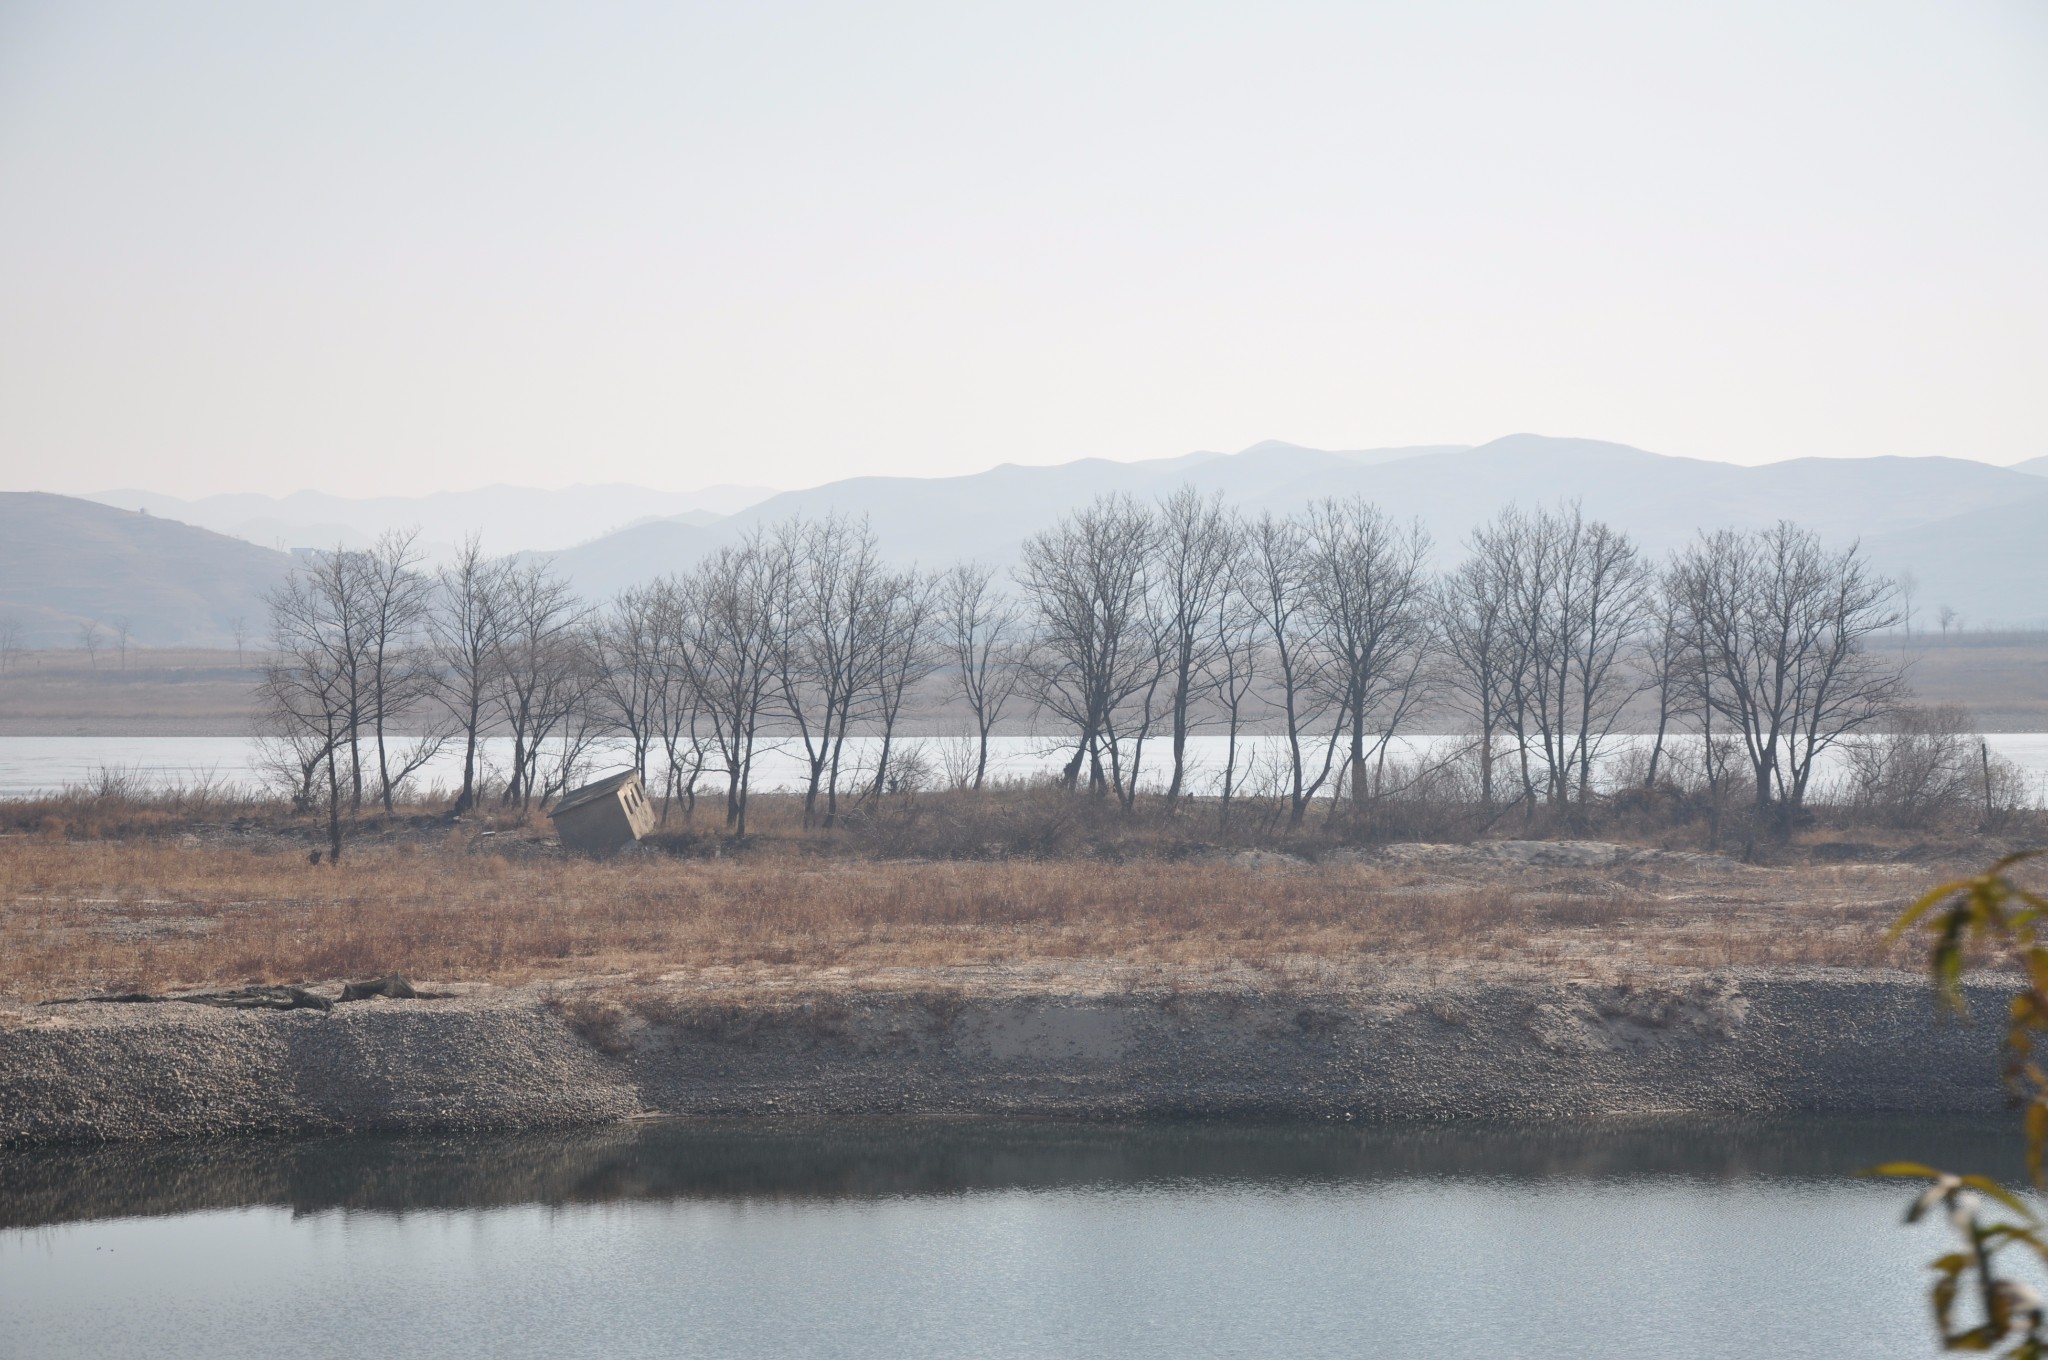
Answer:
9, 436, 2046, 645
537, 436, 2048, 626
85, 482, 776, 559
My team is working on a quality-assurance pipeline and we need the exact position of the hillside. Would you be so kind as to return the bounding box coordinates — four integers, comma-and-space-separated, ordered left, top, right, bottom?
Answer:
543, 435, 2048, 623
1862, 488, 2048, 632
85, 482, 775, 559
0, 494, 292, 648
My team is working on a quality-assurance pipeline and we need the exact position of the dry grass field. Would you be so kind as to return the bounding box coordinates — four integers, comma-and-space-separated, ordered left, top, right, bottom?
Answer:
1, 810, 2005, 1005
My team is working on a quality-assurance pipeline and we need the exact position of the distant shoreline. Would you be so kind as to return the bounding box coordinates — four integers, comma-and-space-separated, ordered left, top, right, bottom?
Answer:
5, 630, 2048, 738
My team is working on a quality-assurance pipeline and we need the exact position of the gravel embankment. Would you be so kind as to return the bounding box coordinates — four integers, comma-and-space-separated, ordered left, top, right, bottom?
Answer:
0, 968, 2009, 1145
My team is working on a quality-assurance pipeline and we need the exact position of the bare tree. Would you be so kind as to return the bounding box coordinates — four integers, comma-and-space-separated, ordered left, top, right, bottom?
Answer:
1244, 511, 1339, 827
1552, 513, 1654, 804
362, 530, 442, 811
493, 559, 588, 809
647, 576, 712, 823
1204, 547, 1265, 828
1671, 521, 1906, 835
114, 618, 131, 670
939, 561, 1024, 790
259, 571, 355, 862
1937, 604, 1960, 637
433, 535, 510, 814
78, 620, 101, 671
293, 546, 376, 809
1152, 487, 1242, 811
1300, 497, 1434, 817
229, 616, 248, 666
1468, 504, 1651, 810
867, 569, 938, 799
588, 584, 670, 778
1016, 495, 1160, 797
773, 517, 888, 826
1437, 551, 1516, 809
0, 620, 23, 677
676, 530, 792, 837
1639, 567, 1689, 790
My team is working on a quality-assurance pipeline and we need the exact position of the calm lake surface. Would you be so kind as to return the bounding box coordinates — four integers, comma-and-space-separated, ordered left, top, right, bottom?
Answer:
0, 1118, 2021, 1358
2, 732, 2046, 802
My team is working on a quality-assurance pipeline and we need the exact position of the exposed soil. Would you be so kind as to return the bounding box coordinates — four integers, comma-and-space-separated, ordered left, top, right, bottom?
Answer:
0, 963, 2012, 1146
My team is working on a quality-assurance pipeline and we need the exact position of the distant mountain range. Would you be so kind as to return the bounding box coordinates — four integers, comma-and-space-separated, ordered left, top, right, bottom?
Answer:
5, 436, 2045, 645
84, 482, 776, 559
538, 435, 2048, 627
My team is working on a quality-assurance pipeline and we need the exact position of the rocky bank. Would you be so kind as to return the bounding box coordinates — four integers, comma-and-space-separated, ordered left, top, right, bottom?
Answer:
0, 969, 2010, 1145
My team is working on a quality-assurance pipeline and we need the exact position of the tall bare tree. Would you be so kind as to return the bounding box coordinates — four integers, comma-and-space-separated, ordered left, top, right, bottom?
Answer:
493, 560, 588, 809
677, 530, 792, 837
1639, 566, 1689, 790
1549, 512, 1653, 804
774, 517, 889, 826
1301, 497, 1433, 816
1204, 546, 1265, 828
362, 530, 442, 811
588, 583, 670, 778
1245, 511, 1338, 827
259, 571, 355, 862
1670, 521, 1905, 833
1438, 551, 1516, 810
867, 569, 938, 799
647, 576, 712, 822
293, 546, 375, 809
1467, 504, 1651, 810
433, 536, 509, 814
939, 561, 1024, 791
1016, 495, 1160, 797
1153, 488, 1242, 811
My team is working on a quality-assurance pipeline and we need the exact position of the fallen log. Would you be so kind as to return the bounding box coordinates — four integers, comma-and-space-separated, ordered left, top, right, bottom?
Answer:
40, 986, 333, 1012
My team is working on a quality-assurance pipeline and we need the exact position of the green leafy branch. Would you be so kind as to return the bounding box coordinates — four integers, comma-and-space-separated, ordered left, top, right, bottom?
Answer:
1873, 850, 2048, 1355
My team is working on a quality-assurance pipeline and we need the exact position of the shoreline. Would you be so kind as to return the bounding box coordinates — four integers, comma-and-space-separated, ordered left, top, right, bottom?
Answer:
0, 968, 2011, 1147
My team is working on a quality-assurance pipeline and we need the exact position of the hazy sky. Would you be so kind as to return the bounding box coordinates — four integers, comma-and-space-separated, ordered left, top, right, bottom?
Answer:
2, 0, 2043, 497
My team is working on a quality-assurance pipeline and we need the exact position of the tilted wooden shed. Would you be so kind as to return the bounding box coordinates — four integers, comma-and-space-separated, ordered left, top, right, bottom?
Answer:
549, 769, 657, 855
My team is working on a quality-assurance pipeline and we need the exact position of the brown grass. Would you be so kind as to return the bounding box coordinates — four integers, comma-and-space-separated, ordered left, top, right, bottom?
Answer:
0, 827, 1972, 1002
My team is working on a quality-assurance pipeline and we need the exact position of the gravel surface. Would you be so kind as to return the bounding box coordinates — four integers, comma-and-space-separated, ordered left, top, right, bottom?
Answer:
0, 966, 2012, 1145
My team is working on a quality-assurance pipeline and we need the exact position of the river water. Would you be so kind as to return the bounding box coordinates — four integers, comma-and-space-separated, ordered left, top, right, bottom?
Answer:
2, 732, 2045, 803
0, 1118, 2024, 1358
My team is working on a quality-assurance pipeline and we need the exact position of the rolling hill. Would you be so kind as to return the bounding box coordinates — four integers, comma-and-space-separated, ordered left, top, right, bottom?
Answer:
0, 493, 294, 647
85, 482, 775, 560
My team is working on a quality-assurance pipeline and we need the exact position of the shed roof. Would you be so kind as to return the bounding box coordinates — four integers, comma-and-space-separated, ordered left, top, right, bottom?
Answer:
551, 768, 641, 817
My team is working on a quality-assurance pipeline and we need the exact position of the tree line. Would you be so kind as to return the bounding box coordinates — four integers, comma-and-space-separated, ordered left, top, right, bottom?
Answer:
259, 490, 1910, 856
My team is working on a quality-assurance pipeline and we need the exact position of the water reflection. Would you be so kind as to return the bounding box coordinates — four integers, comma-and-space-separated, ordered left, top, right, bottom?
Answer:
1, 1115, 2021, 1229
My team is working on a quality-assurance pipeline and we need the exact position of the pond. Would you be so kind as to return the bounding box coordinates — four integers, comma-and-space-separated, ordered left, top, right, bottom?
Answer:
0, 1118, 2018, 1358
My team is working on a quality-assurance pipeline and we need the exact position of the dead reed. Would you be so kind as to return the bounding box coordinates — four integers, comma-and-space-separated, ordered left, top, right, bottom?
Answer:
0, 831, 1947, 1001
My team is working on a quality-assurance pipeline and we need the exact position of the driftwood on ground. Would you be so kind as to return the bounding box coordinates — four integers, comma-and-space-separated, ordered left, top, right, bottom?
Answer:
39, 976, 432, 1011
40, 985, 334, 1012
340, 975, 418, 1001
